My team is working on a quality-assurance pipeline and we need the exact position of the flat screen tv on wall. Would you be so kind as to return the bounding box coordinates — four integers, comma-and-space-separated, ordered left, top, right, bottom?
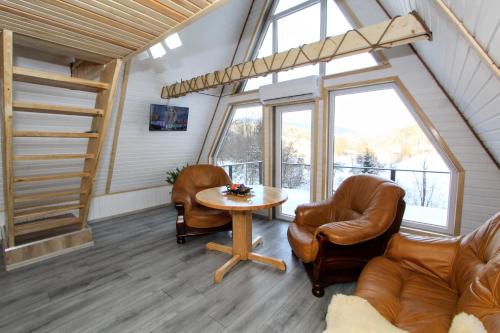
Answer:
149, 104, 189, 131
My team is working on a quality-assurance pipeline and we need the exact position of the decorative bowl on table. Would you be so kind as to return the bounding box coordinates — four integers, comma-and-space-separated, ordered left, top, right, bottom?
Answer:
225, 183, 253, 196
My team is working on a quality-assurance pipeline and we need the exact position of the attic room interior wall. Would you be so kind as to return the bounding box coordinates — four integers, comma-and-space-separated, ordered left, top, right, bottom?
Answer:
107, 0, 253, 193
346, 0, 500, 233
379, 0, 500, 165
0, 0, 255, 233
197, 0, 271, 161
198, 0, 500, 235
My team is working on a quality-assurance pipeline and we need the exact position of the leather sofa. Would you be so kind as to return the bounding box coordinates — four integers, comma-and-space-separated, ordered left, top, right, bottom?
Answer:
355, 212, 500, 333
287, 174, 406, 297
171, 164, 232, 244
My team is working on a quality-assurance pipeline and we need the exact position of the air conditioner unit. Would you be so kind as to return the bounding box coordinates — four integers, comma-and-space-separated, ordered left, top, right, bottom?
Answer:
259, 75, 321, 105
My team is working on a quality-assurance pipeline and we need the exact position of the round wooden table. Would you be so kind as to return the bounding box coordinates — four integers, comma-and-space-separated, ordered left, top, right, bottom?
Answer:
196, 185, 288, 283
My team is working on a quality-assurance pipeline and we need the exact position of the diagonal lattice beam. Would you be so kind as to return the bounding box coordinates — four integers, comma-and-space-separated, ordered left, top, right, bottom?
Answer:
161, 11, 431, 99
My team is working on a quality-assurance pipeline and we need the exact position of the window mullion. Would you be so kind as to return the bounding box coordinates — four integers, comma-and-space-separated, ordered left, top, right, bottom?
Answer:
272, 21, 278, 83
319, 0, 327, 76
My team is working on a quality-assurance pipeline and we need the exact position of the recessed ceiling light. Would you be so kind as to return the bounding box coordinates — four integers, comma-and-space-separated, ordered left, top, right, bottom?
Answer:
150, 43, 166, 59
165, 33, 182, 49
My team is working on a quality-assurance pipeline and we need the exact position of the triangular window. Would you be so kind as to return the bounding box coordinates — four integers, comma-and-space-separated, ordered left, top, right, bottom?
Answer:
244, 0, 379, 91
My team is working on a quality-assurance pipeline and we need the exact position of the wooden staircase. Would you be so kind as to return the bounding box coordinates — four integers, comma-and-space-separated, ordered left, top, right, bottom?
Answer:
1, 30, 122, 270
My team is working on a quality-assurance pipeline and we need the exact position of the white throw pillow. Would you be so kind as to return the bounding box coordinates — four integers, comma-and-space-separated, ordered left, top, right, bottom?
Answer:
323, 294, 408, 333
323, 295, 489, 333
448, 313, 488, 333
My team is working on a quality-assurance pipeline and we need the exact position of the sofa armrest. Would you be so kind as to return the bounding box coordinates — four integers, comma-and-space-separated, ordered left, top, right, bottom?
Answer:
317, 219, 378, 245
171, 189, 192, 211
385, 233, 461, 283
294, 198, 334, 227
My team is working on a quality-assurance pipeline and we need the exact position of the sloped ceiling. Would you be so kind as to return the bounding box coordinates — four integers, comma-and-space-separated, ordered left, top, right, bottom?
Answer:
0, 0, 228, 63
379, 0, 500, 168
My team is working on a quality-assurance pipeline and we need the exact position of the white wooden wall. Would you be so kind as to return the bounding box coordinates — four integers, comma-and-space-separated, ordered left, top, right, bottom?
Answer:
379, 0, 500, 165
109, 0, 252, 193
199, 0, 500, 235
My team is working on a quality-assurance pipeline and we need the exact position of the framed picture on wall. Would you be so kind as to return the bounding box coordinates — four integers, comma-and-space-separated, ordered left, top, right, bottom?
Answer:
149, 104, 189, 131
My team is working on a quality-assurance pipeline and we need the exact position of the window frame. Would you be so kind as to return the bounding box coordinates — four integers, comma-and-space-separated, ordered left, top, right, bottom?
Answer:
241, 0, 386, 92
326, 81, 462, 235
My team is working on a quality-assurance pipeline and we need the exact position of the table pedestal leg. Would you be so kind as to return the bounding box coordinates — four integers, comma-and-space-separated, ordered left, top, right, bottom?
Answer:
207, 211, 286, 283
252, 236, 263, 249
214, 255, 240, 283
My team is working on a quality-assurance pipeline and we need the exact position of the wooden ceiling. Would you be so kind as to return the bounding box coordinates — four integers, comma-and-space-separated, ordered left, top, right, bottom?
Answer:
0, 0, 225, 63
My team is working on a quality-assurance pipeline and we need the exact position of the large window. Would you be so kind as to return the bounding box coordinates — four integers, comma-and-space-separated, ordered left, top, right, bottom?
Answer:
213, 104, 263, 185
244, 0, 379, 90
329, 83, 457, 233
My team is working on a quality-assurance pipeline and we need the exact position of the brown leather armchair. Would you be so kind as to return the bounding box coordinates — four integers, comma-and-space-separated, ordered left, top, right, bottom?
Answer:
287, 174, 405, 297
355, 213, 500, 333
172, 164, 232, 244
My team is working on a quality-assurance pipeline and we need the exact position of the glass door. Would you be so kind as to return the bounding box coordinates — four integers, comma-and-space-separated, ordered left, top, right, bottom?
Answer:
275, 103, 313, 220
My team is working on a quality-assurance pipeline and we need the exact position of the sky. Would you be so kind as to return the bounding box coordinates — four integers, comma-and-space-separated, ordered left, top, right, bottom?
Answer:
333, 88, 419, 135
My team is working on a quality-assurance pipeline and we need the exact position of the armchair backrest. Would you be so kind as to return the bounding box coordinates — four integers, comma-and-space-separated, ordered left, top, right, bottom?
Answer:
453, 213, 500, 330
452, 213, 500, 293
172, 164, 231, 207
332, 174, 406, 226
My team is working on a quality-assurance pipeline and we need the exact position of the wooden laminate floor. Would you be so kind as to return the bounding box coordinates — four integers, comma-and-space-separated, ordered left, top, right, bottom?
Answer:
0, 205, 355, 333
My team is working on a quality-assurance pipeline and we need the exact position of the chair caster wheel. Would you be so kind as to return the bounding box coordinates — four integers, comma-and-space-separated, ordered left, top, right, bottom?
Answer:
177, 236, 186, 244
312, 285, 325, 298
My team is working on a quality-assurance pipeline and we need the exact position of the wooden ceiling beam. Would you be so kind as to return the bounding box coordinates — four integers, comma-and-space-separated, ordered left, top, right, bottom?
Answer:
104, 0, 180, 27
134, 0, 188, 22
40, 0, 159, 41
125, 0, 231, 61
170, 0, 203, 13
90, 0, 173, 32
0, 4, 141, 50
13, 35, 113, 64
161, 12, 432, 98
188, 0, 211, 9
0, 15, 127, 58
66, 0, 164, 36
0, 0, 225, 60
156, 0, 197, 16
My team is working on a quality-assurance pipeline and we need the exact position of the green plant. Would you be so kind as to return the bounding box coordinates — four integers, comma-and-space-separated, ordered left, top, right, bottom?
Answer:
165, 164, 188, 185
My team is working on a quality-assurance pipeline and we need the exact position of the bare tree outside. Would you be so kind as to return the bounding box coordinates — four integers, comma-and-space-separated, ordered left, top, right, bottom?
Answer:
215, 106, 263, 185
281, 141, 308, 189
413, 158, 436, 207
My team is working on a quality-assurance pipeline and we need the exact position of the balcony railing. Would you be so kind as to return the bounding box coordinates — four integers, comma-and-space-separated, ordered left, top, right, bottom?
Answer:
333, 165, 449, 181
219, 161, 263, 185
333, 165, 451, 227
219, 161, 312, 188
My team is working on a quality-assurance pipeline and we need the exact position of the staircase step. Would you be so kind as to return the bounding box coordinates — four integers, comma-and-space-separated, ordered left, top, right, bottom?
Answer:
15, 188, 84, 202
13, 66, 109, 92
14, 172, 90, 183
14, 154, 95, 161
14, 215, 81, 236
14, 203, 83, 221
13, 131, 99, 138
13, 102, 103, 117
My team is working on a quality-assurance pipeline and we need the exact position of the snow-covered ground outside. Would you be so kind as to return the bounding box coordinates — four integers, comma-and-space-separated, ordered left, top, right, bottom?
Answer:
279, 188, 447, 227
